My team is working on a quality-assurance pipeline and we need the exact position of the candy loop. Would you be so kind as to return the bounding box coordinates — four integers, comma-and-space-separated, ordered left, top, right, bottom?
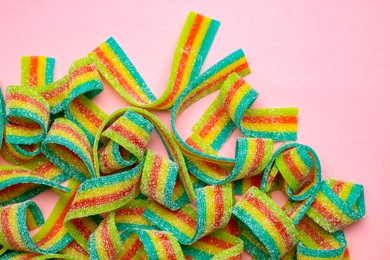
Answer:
306, 179, 365, 233
41, 118, 95, 182
0, 201, 52, 254
185, 137, 274, 185
261, 143, 322, 202
65, 95, 107, 146
5, 86, 50, 145
296, 215, 348, 260
63, 57, 103, 108
93, 107, 196, 203
144, 183, 233, 245
119, 228, 185, 260
232, 186, 298, 259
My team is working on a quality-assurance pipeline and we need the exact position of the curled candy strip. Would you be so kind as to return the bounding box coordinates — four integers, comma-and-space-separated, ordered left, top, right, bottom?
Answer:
89, 11, 220, 109
41, 118, 95, 182
233, 186, 298, 259
144, 183, 233, 244
306, 179, 365, 233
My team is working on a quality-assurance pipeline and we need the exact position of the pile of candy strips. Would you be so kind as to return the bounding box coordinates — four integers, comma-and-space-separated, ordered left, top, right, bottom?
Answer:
0, 12, 365, 260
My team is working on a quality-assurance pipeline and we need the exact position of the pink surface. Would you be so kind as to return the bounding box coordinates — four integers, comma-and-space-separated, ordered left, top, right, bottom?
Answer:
0, 1, 389, 259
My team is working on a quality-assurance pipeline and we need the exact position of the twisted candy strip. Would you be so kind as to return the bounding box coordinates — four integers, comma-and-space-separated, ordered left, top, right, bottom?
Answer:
89, 11, 219, 109
88, 212, 185, 260
306, 179, 365, 233
0, 166, 69, 207
41, 118, 95, 182
144, 183, 233, 245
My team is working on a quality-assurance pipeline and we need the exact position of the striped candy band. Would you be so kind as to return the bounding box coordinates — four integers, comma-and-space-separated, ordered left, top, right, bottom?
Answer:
275, 146, 315, 193
21, 56, 55, 88
114, 199, 154, 231
233, 174, 262, 195
118, 228, 185, 260
181, 230, 244, 259
140, 150, 191, 210
98, 140, 137, 175
5, 86, 50, 145
232, 186, 298, 259
306, 179, 365, 233
191, 73, 298, 147
65, 95, 107, 146
63, 57, 103, 108
101, 110, 154, 162
0, 154, 68, 208
41, 118, 95, 182
0, 200, 63, 254
296, 215, 348, 260
63, 162, 143, 249
89, 11, 219, 110
92, 107, 196, 203
186, 137, 274, 185
0, 166, 69, 207
262, 143, 322, 203
88, 212, 122, 259
37, 76, 69, 115
143, 183, 233, 245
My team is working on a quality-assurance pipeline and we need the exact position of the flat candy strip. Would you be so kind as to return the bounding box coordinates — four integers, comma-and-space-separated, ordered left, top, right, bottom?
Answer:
232, 186, 298, 259
89, 11, 219, 109
41, 118, 95, 182
306, 179, 365, 233
144, 183, 233, 244
21, 56, 55, 88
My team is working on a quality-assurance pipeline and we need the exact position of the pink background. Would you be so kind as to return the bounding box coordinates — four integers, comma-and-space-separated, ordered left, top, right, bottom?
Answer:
1, 1, 389, 259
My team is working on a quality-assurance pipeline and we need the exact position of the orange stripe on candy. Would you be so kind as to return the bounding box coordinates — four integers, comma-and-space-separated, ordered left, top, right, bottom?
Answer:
71, 183, 138, 210
156, 232, 177, 260
29, 56, 39, 87
149, 155, 163, 199
297, 220, 333, 250
214, 186, 224, 227
242, 116, 297, 124
282, 152, 305, 183
109, 123, 146, 151
198, 106, 226, 138
71, 98, 103, 128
